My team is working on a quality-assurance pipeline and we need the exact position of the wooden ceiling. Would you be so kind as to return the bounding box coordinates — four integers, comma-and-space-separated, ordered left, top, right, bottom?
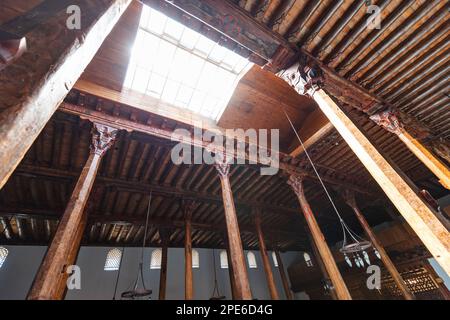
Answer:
0, 0, 448, 251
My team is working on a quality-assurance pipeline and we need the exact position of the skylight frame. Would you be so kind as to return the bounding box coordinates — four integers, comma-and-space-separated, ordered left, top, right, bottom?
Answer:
124, 5, 253, 122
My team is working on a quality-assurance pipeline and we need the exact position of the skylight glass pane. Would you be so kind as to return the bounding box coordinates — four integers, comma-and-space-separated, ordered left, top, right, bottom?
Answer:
124, 5, 252, 121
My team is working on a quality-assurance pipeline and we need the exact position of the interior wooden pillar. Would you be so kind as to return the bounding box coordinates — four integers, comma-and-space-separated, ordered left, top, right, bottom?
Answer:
254, 209, 279, 300
370, 110, 450, 190
288, 174, 352, 300
0, 0, 131, 190
183, 201, 195, 300
340, 190, 415, 300
274, 250, 294, 300
215, 160, 252, 300
27, 124, 118, 300
223, 233, 237, 300
158, 228, 171, 300
309, 89, 450, 274
306, 232, 338, 300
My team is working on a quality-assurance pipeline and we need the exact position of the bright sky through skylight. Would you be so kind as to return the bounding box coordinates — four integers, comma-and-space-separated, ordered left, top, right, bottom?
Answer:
124, 6, 252, 121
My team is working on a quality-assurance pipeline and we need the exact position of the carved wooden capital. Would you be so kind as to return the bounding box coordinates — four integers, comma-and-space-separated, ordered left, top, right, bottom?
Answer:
263, 44, 297, 73
277, 54, 324, 96
91, 123, 118, 157
287, 174, 306, 197
337, 188, 357, 209
214, 153, 233, 178
182, 199, 197, 221
369, 109, 403, 135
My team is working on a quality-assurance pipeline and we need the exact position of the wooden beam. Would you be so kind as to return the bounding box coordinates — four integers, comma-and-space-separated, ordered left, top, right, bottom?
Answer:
215, 160, 252, 300
254, 209, 279, 299
288, 108, 334, 158
27, 124, 118, 300
274, 250, 293, 300
158, 227, 171, 300
164, 0, 292, 61
0, 0, 131, 190
288, 174, 352, 300
339, 190, 415, 300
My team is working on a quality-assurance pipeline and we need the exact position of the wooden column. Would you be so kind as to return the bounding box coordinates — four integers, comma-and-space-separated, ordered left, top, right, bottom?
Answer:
254, 209, 279, 300
370, 110, 450, 190
306, 232, 338, 300
340, 190, 415, 300
183, 201, 195, 300
0, 0, 131, 190
423, 260, 450, 300
288, 174, 352, 300
28, 124, 118, 300
215, 160, 252, 300
223, 234, 237, 300
158, 228, 171, 300
274, 249, 294, 300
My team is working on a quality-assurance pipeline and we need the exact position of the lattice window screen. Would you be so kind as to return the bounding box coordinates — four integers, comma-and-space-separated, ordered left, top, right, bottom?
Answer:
104, 248, 122, 271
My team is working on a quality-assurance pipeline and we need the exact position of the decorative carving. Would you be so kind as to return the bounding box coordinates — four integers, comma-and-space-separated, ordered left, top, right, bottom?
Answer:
214, 152, 233, 178
287, 174, 306, 197
182, 199, 197, 220
0, 32, 27, 71
337, 188, 357, 209
277, 54, 324, 96
369, 108, 403, 135
91, 123, 118, 157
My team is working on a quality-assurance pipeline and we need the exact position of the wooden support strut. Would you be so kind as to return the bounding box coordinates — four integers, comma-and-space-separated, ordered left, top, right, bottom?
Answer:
0, 0, 132, 190
27, 123, 118, 300
215, 158, 252, 300
370, 110, 450, 190
158, 227, 171, 300
279, 63, 450, 276
340, 189, 415, 300
183, 200, 195, 300
254, 209, 279, 300
274, 249, 294, 300
288, 174, 352, 300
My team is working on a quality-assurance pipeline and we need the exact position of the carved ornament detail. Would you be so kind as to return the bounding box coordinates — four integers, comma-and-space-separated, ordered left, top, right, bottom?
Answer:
91, 123, 118, 157
287, 174, 306, 197
369, 108, 403, 135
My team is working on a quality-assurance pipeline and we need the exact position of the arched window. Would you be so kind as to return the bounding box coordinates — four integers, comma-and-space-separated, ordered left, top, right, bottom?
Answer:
192, 249, 200, 269
247, 251, 257, 269
150, 248, 162, 269
220, 250, 228, 269
304, 252, 313, 267
104, 248, 122, 271
272, 252, 278, 267
0, 247, 8, 269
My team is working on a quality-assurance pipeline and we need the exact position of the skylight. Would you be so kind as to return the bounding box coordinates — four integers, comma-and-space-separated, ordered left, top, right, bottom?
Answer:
124, 6, 252, 121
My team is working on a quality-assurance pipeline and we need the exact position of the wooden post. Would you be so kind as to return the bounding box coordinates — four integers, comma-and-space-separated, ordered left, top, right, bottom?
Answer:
223, 233, 237, 300
340, 189, 415, 300
183, 201, 195, 300
215, 160, 252, 300
274, 249, 294, 300
0, 0, 131, 190
158, 228, 171, 300
27, 124, 118, 300
288, 174, 352, 300
306, 232, 338, 300
370, 110, 450, 190
254, 209, 279, 300
423, 260, 450, 300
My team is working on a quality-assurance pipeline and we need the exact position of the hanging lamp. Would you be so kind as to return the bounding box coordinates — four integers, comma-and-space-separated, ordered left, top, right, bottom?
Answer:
209, 249, 226, 300
121, 191, 153, 300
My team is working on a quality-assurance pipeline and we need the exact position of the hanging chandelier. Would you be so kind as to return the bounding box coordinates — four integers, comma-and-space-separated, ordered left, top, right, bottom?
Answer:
121, 191, 153, 300
283, 104, 381, 270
